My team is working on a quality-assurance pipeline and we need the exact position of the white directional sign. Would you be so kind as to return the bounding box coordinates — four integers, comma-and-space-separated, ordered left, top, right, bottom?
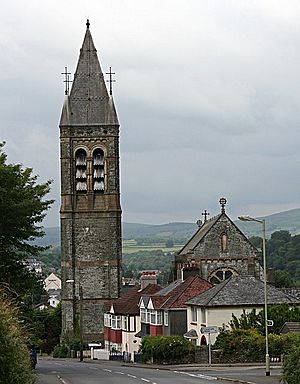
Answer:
201, 326, 219, 334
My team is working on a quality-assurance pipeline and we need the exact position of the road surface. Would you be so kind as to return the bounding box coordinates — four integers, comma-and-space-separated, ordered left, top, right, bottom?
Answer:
36, 358, 232, 384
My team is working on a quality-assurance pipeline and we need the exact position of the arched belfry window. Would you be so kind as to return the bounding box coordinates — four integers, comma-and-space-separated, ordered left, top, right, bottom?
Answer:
75, 149, 87, 192
221, 233, 228, 252
93, 148, 105, 193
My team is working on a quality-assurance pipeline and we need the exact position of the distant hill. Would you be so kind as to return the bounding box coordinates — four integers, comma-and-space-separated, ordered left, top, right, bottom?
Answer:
235, 208, 300, 237
38, 207, 300, 246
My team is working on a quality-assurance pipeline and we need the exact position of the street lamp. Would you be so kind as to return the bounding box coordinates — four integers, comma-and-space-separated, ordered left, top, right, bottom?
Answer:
66, 279, 84, 362
238, 215, 270, 376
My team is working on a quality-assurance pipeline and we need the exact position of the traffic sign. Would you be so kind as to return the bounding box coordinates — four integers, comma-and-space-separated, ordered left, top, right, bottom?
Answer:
201, 326, 219, 334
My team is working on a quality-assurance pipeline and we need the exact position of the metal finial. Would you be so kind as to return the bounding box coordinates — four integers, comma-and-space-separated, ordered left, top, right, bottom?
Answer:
106, 66, 116, 96
61, 66, 72, 95
86, 19, 90, 29
219, 197, 227, 213
202, 209, 210, 223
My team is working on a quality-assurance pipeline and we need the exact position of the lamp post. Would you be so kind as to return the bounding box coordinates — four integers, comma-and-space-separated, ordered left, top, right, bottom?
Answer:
66, 279, 84, 362
238, 215, 270, 376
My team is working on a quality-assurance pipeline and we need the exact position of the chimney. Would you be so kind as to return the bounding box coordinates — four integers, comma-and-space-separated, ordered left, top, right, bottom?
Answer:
140, 271, 157, 290
181, 260, 200, 281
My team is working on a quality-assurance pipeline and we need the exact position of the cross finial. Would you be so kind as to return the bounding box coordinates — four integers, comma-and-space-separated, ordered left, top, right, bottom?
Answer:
106, 66, 116, 96
219, 197, 227, 213
61, 66, 72, 95
202, 209, 210, 223
86, 19, 90, 29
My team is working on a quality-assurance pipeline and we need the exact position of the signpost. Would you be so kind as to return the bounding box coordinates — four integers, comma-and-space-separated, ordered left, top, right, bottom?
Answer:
201, 326, 219, 365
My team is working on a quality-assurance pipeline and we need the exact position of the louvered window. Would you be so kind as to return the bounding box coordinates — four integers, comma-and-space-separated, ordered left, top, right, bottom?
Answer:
75, 149, 87, 192
93, 148, 105, 193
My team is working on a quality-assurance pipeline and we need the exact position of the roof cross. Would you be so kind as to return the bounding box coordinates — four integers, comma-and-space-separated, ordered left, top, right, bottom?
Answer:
202, 209, 210, 222
219, 197, 227, 213
106, 66, 116, 96
61, 67, 72, 95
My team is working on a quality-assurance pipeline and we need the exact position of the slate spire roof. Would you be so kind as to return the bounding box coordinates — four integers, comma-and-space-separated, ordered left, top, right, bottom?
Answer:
60, 21, 118, 126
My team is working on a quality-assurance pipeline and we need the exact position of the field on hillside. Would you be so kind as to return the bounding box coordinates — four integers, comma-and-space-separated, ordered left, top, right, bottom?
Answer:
122, 239, 182, 254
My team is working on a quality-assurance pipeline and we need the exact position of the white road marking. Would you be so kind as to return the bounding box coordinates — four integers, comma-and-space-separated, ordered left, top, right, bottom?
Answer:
115, 371, 125, 374
89, 367, 98, 370
103, 368, 112, 372
141, 379, 150, 382
127, 374, 137, 378
176, 371, 217, 381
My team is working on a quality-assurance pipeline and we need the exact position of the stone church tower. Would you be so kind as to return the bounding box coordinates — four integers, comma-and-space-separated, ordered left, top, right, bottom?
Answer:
172, 198, 262, 284
60, 21, 122, 341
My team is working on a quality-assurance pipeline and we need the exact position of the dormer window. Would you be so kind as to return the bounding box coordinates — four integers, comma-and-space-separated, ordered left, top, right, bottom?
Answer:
93, 148, 105, 193
75, 149, 87, 192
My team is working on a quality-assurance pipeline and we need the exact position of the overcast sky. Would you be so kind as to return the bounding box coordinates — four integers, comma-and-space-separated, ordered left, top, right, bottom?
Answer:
1, 0, 300, 227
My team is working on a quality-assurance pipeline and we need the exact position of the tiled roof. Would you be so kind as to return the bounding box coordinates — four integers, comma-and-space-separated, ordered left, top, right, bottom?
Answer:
186, 275, 300, 307
147, 276, 212, 310
109, 284, 161, 316
280, 322, 300, 334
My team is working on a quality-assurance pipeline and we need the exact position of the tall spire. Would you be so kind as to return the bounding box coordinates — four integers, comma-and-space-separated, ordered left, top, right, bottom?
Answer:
60, 21, 118, 126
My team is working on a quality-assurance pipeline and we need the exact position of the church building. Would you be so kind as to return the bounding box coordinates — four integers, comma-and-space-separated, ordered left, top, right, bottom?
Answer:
172, 198, 262, 284
60, 21, 122, 341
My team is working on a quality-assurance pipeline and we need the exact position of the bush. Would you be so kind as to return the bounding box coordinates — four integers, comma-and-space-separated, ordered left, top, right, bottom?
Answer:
52, 344, 70, 358
214, 329, 265, 363
282, 334, 300, 384
141, 336, 194, 364
0, 295, 35, 384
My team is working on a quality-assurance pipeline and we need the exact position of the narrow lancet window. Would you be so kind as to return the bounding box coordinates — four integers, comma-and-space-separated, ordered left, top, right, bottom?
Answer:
93, 148, 105, 192
221, 233, 228, 252
75, 149, 87, 192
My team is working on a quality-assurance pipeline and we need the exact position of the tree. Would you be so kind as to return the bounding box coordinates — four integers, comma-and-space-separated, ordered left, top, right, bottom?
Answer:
0, 142, 53, 302
0, 292, 35, 384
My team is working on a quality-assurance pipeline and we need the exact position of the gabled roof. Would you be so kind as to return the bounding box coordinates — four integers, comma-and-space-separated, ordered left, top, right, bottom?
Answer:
178, 214, 220, 255
177, 212, 257, 256
143, 276, 212, 310
109, 284, 161, 316
60, 22, 118, 126
186, 276, 300, 307
280, 322, 300, 334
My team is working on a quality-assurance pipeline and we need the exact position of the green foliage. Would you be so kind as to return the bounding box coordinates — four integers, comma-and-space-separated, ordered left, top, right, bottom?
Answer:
230, 305, 300, 335
282, 334, 300, 384
214, 329, 265, 362
27, 304, 62, 354
141, 336, 194, 364
249, 230, 300, 286
0, 293, 35, 384
0, 142, 54, 302
230, 309, 264, 334
122, 250, 173, 284
52, 344, 70, 358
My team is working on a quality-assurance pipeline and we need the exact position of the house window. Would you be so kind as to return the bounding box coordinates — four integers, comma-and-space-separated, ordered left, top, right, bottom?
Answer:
146, 309, 151, 324
156, 311, 162, 325
141, 308, 146, 323
124, 316, 128, 331
92, 148, 105, 192
201, 308, 206, 324
75, 149, 87, 192
104, 313, 111, 327
150, 310, 156, 324
191, 306, 198, 322
221, 233, 228, 252
111, 315, 121, 330
164, 311, 168, 326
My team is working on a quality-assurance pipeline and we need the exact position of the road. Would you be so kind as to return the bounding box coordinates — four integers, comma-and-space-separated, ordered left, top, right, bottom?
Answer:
36, 358, 234, 384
